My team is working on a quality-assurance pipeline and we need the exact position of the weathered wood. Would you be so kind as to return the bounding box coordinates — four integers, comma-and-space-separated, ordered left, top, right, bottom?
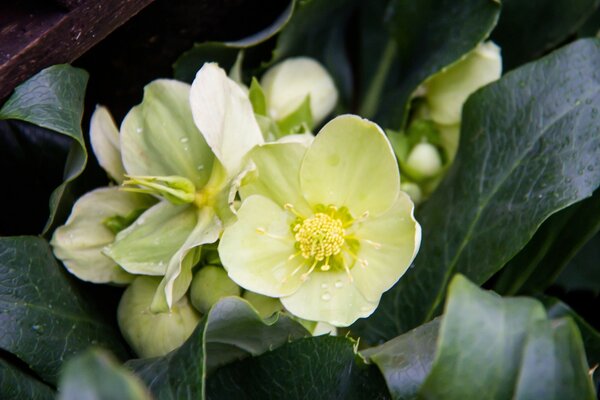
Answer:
0, 0, 155, 101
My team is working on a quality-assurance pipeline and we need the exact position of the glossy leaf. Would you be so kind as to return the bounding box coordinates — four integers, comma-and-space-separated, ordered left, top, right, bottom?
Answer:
206, 336, 390, 400
58, 349, 151, 400
419, 275, 595, 399
492, 0, 599, 69
0, 237, 128, 385
0, 65, 89, 233
353, 38, 600, 343
126, 297, 308, 399
0, 358, 54, 400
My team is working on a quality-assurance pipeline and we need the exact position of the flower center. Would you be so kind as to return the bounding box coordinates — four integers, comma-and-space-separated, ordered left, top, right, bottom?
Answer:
293, 213, 345, 262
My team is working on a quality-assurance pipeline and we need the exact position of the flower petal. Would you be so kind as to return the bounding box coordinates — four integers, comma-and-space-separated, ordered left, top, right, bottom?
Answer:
151, 207, 222, 312
104, 201, 198, 276
90, 106, 126, 183
349, 191, 421, 302
300, 114, 400, 216
120, 79, 214, 187
190, 63, 264, 178
219, 195, 305, 297
240, 142, 312, 216
280, 271, 378, 327
50, 187, 154, 284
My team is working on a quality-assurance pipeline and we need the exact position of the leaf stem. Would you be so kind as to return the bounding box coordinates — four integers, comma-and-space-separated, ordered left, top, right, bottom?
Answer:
359, 38, 397, 119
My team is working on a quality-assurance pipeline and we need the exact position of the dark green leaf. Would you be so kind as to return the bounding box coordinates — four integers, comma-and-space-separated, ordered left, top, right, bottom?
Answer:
540, 296, 600, 366
492, 0, 599, 70
353, 38, 600, 343
368, 0, 500, 127
207, 336, 390, 400
495, 189, 600, 295
554, 233, 600, 295
0, 120, 71, 236
361, 318, 440, 400
419, 275, 595, 400
58, 349, 151, 400
272, 0, 355, 107
173, 2, 295, 83
578, 5, 600, 37
0, 358, 54, 400
0, 65, 88, 234
0, 237, 128, 385
126, 297, 308, 399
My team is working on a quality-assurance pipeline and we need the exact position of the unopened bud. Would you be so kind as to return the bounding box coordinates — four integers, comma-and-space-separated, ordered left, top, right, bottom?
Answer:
261, 57, 338, 126
405, 142, 443, 179
190, 266, 241, 314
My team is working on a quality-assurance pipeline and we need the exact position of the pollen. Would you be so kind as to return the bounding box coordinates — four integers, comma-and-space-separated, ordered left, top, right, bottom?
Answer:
293, 213, 345, 261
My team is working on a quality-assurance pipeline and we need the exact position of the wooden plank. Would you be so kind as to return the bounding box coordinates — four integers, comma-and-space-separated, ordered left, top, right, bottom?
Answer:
0, 0, 155, 101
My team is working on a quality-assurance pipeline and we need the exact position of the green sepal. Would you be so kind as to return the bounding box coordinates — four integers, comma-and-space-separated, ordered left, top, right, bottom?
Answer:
103, 208, 147, 235
276, 95, 313, 136
249, 77, 267, 116
122, 175, 196, 205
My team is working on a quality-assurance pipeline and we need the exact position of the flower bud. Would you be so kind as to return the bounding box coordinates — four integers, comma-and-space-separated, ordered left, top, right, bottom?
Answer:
261, 57, 338, 126
405, 142, 443, 179
242, 291, 283, 318
190, 266, 241, 314
425, 41, 502, 125
118, 276, 200, 358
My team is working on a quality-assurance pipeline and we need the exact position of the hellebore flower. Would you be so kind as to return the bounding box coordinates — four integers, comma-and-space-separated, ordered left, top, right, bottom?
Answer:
219, 115, 421, 326
54, 62, 264, 314
104, 63, 263, 312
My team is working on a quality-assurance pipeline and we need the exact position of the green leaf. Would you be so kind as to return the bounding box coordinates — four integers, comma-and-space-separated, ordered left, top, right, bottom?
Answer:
419, 275, 595, 399
249, 77, 267, 116
0, 358, 54, 400
353, 38, 600, 343
361, 318, 440, 400
58, 349, 151, 400
126, 297, 308, 399
0, 65, 89, 234
0, 237, 128, 385
554, 233, 600, 295
367, 0, 500, 127
491, 0, 599, 70
173, 2, 295, 83
206, 336, 390, 399
494, 189, 600, 295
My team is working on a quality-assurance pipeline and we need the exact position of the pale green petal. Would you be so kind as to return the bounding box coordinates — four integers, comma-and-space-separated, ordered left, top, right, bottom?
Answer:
51, 187, 153, 284
89, 106, 126, 183
120, 79, 214, 187
300, 115, 400, 216
276, 132, 314, 146
261, 57, 338, 125
219, 195, 305, 297
240, 142, 312, 215
280, 271, 378, 327
118, 276, 200, 358
438, 123, 460, 163
151, 207, 222, 312
190, 63, 264, 178
104, 201, 198, 276
349, 191, 421, 302
425, 41, 502, 125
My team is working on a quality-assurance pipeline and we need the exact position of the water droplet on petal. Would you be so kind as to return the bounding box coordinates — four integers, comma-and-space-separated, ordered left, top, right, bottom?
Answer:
136, 127, 143, 134
180, 137, 189, 143
334, 280, 344, 288
197, 164, 205, 170
321, 283, 328, 289
321, 292, 331, 301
